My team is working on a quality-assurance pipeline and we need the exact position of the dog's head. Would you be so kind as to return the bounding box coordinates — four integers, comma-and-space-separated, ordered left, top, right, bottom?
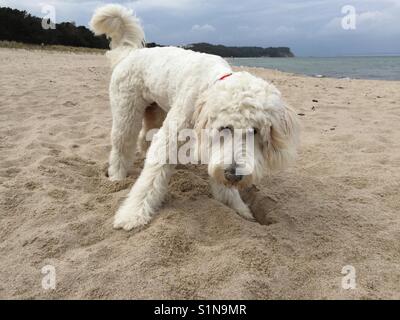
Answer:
193, 72, 299, 189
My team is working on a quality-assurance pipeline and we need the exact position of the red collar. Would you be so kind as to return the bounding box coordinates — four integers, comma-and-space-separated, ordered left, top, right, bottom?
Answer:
218, 73, 233, 81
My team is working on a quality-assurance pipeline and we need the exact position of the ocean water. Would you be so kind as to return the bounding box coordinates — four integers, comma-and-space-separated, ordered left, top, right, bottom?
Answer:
226, 56, 400, 81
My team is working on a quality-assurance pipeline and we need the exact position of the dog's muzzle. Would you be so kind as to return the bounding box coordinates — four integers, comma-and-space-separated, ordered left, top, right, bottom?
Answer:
224, 166, 244, 183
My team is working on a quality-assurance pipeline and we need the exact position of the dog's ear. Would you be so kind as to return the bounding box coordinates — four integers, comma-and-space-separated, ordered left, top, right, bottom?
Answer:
263, 105, 300, 171
192, 100, 208, 138
192, 100, 210, 160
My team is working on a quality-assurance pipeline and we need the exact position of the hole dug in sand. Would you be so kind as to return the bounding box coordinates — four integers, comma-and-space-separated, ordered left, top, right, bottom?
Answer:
239, 185, 278, 225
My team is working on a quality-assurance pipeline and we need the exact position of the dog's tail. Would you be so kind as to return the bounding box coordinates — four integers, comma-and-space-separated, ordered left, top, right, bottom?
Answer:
89, 4, 145, 67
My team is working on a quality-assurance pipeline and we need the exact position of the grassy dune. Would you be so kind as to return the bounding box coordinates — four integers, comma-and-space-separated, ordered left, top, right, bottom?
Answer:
0, 40, 106, 54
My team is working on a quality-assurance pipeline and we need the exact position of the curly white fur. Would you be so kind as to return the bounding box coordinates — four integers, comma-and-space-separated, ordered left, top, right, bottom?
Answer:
90, 4, 300, 231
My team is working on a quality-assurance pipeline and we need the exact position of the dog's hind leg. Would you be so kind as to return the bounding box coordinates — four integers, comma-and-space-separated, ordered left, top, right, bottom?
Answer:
137, 103, 166, 156
210, 179, 255, 221
108, 90, 147, 181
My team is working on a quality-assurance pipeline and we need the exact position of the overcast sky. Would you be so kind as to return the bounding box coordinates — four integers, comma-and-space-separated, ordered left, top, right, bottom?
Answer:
1, 0, 400, 56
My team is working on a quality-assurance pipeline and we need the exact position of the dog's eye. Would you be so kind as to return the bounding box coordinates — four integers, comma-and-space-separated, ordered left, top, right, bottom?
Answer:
218, 126, 233, 132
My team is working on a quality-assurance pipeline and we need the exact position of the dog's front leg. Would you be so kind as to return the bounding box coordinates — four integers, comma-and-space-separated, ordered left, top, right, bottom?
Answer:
210, 179, 255, 221
113, 104, 190, 231
113, 125, 174, 230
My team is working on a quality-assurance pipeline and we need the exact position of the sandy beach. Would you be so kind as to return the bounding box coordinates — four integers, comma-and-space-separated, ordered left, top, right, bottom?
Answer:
0, 48, 399, 299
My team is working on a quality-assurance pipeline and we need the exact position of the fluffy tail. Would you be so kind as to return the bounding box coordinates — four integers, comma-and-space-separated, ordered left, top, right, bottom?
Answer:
89, 4, 145, 66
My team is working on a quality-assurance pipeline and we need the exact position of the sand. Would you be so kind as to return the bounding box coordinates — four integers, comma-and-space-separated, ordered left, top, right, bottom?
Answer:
1, 48, 399, 299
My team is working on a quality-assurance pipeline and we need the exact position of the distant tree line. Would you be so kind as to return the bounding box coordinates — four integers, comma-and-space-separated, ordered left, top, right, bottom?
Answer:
0, 7, 108, 48
185, 43, 294, 57
0, 7, 294, 57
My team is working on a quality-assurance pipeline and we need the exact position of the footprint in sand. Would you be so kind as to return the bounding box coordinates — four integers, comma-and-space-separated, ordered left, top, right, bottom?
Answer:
63, 101, 78, 107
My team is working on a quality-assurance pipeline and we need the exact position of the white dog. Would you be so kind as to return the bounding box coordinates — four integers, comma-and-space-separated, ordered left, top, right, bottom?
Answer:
90, 4, 300, 231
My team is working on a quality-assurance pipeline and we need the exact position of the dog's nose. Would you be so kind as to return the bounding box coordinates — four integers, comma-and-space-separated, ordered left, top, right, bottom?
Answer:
224, 167, 243, 182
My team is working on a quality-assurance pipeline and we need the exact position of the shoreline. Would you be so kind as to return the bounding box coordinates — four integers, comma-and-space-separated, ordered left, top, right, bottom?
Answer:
234, 65, 400, 82
233, 65, 400, 83
228, 56, 400, 82
2, 42, 399, 81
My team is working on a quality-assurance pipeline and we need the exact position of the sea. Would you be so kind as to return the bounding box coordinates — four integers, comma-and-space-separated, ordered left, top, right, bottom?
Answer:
226, 56, 400, 81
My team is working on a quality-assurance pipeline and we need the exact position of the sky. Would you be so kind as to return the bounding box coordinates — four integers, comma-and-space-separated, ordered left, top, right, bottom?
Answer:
1, 0, 400, 56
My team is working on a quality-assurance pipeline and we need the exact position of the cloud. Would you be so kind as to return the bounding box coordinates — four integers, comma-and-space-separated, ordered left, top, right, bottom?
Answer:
275, 26, 297, 35
129, 0, 196, 11
191, 24, 215, 32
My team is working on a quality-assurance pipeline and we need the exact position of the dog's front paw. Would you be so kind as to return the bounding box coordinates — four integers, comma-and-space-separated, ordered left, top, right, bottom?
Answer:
113, 203, 152, 231
107, 165, 127, 181
236, 206, 256, 222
